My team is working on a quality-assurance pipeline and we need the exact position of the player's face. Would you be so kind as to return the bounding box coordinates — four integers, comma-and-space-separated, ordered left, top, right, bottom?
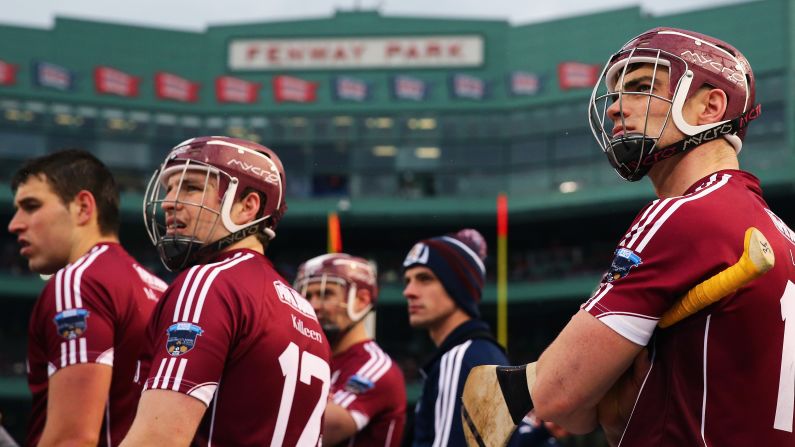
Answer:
305, 281, 350, 331
605, 64, 686, 149
160, 169, 228, 243
8, 175, 76, 274
403, 266, 458, 329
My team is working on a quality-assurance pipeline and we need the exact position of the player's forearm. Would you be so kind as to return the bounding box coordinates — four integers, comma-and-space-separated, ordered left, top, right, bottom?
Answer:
322, 401, 358, 446
37, 430, 99, 447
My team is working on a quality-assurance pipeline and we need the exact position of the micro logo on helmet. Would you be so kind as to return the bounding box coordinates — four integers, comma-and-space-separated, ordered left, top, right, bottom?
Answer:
226, 158, 281, 185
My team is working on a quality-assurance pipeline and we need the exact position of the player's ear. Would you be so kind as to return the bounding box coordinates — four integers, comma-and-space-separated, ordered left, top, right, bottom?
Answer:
71, 190, 97, 227
233, 191, 261, 225
697, 87, 728, 125
354, 288, 373, 312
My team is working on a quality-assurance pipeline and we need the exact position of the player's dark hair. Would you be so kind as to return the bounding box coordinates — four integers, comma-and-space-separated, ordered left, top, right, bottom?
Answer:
11, 149, 120, 236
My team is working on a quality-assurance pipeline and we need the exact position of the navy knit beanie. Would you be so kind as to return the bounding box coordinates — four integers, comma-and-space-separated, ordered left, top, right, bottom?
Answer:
402, 228, 487, 318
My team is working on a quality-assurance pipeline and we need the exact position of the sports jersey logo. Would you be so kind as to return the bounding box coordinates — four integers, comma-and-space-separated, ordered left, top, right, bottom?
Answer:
166, 322, 204, 356
344, 374, 375, 394
53, 308, 90, 339
603, 248, 642, 283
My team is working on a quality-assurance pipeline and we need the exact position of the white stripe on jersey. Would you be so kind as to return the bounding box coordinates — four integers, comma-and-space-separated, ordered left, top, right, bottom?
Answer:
55, 269, 63, 313
187, 382, 218, 406
621, 198, 670, 248
151, 358, 168, 389
333, 341, 392, 409
170, 252, 254, 324
96, 348, 114, 366
72, 245, 109, 308
68, 339, 77, 365
629, 174, 731, 253
79, 338, 88, 363
617, 347, 656, 447
597, 313, 659, 345
583, 283, 613, 312
192, 254, 254, 323
384, 419, 396, 447
700, 315, 712, 447
172, 358, 188, 391
161, 357, 177, 388
51, 245, 111, 368
432, 340, 471, 447
172, 265, 200, 322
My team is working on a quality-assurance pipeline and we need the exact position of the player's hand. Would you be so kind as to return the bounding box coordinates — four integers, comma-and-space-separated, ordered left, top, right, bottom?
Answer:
597, 348, 650, 446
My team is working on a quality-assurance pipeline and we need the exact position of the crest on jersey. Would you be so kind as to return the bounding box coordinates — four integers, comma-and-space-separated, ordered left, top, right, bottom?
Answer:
53, 308, 90, 340
344, 374, 375, 394
603, 248, 642, 283
166, 322, 204, 356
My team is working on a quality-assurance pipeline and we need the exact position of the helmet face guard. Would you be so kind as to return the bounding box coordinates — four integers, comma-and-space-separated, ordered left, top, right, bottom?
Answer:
144, 136, 287, 271
589, 48, 683, 181
588, 28, 759, 182
294, 253, 378, 344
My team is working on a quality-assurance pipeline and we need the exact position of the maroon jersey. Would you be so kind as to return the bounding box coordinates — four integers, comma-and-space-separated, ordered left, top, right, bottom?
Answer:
26, 243, 166, 446
330, 340, 406, 447
141, 249, 332, 446
583, 171, 795, 446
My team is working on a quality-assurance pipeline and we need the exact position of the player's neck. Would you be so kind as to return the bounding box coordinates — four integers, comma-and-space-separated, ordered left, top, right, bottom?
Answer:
220, 235, 264, 255
648, 140, 738, 198
68, 228, 119, 264
333, 321, 369, 355
428, 308, 471, 347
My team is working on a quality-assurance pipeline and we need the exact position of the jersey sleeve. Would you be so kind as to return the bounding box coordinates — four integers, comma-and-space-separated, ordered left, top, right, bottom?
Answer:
38, 269, 118, 376
582, 198, 740, 346
333, 359, 403, 430
142, 268, 237, 407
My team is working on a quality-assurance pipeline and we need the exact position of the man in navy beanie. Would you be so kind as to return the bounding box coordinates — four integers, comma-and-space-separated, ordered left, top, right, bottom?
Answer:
403, 228, 510, 447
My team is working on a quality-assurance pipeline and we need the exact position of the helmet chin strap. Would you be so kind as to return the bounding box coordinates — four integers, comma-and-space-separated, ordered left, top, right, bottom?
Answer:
613, 103, 761, 181
325, 284, 374, 348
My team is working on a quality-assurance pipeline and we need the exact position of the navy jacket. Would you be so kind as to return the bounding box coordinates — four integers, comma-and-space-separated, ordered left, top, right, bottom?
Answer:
412, 319, 508, 447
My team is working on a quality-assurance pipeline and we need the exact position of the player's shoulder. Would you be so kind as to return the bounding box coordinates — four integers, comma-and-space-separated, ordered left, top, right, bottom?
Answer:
620, 172, 744, 252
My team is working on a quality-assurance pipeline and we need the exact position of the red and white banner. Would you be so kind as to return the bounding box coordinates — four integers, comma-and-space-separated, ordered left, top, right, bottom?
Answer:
273, 75, 317, 103
0, 60, 18, 86
557, 62, 601, 90
215, 76, 260, 103
94, 66, 139, 97
155, 72, 199, 102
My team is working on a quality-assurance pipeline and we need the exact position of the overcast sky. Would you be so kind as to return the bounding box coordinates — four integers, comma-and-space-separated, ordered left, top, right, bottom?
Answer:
4, 0, 752, 30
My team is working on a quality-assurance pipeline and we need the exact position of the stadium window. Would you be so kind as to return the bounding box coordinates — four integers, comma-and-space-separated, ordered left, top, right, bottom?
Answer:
510, 138, 549, 166
0, 131, 46, 159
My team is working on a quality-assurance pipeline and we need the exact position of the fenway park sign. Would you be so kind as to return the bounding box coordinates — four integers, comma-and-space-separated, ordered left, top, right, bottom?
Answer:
228, 35, 483, 70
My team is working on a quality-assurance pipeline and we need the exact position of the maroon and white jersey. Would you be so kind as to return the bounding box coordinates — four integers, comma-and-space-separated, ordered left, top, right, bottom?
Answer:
26, 243, 166, 447
583, 170, 795, 446
330, 340, 406, 447
140, 248, 332, 446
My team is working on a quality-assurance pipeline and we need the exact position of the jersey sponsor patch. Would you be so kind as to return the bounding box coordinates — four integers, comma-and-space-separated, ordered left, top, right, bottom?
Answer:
53, 308, 90, 339
166, 322, 204, 356
344, 374, 375, 394
603, 248, 642, 283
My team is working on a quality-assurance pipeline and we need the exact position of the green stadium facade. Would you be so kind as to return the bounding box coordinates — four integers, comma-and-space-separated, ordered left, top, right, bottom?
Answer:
0, 1, 793, 444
